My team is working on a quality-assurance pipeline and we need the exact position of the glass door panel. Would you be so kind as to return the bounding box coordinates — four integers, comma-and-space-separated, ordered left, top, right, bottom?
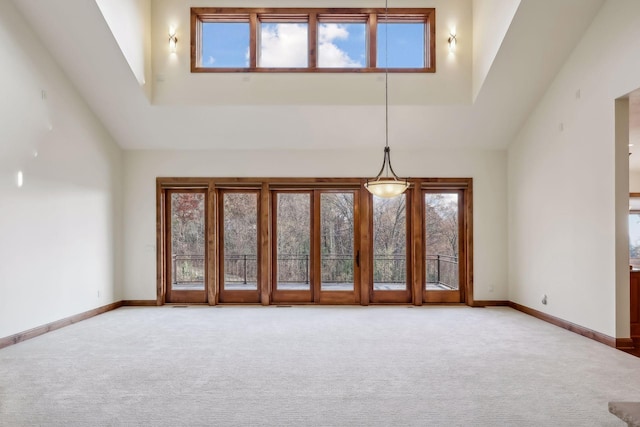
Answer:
320, 193, 354, 292
166, 191, 207, 303
424, 191, 462, 303
373, 195, 407, 290
219, 191, 259, 303
371, 194, 411, 303
425, 193, 459, 290
630, 208, 640, 269
273, 192, 312, 302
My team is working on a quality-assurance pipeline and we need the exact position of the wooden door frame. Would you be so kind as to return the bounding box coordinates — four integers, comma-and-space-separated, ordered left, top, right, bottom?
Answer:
164, 188, 209, 304
271, 190, 314, 303
419, 179, 473, 305
316, 189, 361, 304
421, 188, 465, 303
369, 189, 413, 304
217, 189, 261, 303
629, 193, 640, 339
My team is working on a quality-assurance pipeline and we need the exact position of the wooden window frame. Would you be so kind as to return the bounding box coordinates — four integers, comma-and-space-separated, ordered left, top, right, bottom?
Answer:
156, 178, 471, 306
191, 8, 436, 73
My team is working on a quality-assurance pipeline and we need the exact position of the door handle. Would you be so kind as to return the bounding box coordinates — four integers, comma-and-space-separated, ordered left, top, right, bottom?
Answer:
356, 250, 360, 268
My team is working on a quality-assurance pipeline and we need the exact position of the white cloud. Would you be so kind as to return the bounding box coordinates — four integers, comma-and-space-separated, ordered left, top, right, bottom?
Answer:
259, 22, 362, 68
318, 24, 362, 68
318, 43, 362, 68
319, 23, 349, 44
207, 56, 215, 66
259, 24, 308, 67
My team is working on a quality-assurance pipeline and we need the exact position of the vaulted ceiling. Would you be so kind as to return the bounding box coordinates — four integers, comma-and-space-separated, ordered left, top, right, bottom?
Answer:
12, 0, 609, 153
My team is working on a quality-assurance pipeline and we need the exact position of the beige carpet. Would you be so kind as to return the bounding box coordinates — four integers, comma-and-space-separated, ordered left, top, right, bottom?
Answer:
0, 306, 638, 426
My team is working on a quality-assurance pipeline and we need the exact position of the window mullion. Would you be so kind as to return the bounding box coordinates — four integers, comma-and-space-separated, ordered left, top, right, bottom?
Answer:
260, 183, 270, 305
308, 13, 317, 69
249, 13, 257, 68
368, 13, 377, 69
312, 190, 321, 302
192, 12, 201, 69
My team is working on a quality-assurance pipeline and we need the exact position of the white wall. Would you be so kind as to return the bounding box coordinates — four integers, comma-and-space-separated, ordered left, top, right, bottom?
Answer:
508, 0, 640, 337
630, 170, 640, 192
96, 0, 151, 95
122, 148, 507, 302
0, 1, 123, 338
151, 0, 473, 106
471, 0, 520, 100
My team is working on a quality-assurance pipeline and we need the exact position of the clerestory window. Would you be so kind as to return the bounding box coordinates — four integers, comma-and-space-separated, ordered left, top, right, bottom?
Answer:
191, 8, 435, 73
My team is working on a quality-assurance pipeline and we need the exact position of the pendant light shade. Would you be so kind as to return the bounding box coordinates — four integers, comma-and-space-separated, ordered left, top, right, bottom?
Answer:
365, 0, 409, 199
364, 147, 409, 198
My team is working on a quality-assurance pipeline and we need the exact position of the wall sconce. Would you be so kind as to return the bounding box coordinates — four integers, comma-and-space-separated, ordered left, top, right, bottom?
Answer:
448, 33, 457, 52
169, 27, 178, 53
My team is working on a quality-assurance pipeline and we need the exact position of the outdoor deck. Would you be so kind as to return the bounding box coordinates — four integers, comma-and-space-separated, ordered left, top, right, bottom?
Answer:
171, 253, 459, 292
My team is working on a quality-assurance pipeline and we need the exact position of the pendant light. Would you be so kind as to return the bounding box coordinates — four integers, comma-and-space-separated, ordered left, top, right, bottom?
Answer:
364, 0, 409, 199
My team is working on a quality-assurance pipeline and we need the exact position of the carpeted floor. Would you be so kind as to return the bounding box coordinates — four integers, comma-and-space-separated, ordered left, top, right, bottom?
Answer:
0, 305, 638, 426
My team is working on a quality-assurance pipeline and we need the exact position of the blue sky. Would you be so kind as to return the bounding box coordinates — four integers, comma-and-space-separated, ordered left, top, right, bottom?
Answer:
202, 23, 250, 67
202, 22, 424, 68
378, 23, 425, 68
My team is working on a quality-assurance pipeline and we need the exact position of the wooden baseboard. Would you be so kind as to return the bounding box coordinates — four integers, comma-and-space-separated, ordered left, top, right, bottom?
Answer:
470, 300, 509, 307
0, 301, 123, 350
508, 301, 617, 347
122, 300, 160, 306
616, 338, 636, 350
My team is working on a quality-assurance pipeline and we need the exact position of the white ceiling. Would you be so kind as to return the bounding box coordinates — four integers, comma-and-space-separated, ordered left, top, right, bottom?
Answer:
11, 0, 613, 153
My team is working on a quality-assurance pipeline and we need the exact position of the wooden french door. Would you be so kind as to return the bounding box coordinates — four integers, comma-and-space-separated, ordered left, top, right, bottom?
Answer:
423, 189, 465, 303
218, 190, 261, 303
369, 192, 412, 303
318, 191, 360, 303
165, 189, 208, 304
158, 178, 472, 306
271, 189, 360, 304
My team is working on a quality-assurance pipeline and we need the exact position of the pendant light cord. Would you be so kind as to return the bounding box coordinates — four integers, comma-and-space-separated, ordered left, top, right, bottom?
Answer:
384, 0, 389, 151
364, 0, 408, 195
